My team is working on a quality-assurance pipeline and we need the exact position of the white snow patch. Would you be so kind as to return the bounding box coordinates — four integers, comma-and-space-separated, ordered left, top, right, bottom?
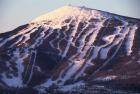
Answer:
32, 6, 102, 23
62, 59, 84, 82
40, 79, 56, 88
137, 58, 140, 64
0, 25, 37, 47
1, 48, 26, 87
1, 73, 23, 87
30, 26, 49, 48
59, 81, 84, 92
125, 25, 138, 56
94, 75, 117, 81
100, 47, 110, 59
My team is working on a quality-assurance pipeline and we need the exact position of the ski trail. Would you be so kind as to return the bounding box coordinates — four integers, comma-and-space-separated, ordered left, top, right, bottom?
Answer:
0, 25, 37, 48
26, 50, 37, 85
1, 48, 25, 87
80, 20, 105, 58
9, 36, 24, 48
30, 26, 49, 48
61, 19, 80, 58
65, 18, 106, 80
125, 25, 138, 56
89, 40, 123, 79
49, 29, 60, 49
99, 26, 122, 59
74, 18, 110, 79
89, 22, 130, 79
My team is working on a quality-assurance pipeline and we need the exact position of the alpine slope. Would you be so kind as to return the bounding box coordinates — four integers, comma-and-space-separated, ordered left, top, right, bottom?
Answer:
0, 5, 140, 94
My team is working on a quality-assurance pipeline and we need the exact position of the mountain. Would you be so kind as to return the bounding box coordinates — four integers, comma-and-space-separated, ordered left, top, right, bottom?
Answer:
0, 5, 140, 94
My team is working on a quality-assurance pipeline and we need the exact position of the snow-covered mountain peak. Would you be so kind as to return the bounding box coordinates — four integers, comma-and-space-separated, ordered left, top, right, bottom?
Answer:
32, 5, 104, 23
0, 5, 140, 94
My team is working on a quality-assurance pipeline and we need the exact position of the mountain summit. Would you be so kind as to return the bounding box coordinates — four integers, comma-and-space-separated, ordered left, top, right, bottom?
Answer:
0, 6, 140, 94
32, 5, 107, 30
32, 6, 103, 22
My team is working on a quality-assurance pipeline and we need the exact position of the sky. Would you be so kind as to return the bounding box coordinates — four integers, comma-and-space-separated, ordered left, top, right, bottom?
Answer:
0, 0, 140, 33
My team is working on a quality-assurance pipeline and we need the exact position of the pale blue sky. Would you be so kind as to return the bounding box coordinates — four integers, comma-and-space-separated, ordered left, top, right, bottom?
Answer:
0, 0, 140, 33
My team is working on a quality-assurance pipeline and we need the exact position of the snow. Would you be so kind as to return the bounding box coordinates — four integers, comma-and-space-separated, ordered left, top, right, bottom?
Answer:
100, 47, 110, 59
59, 81, 84, 92
78, 20, 105, 55
137, 58, 140, 64
1, 48, 24, 87
74, 60, 94, 79
89, 22, 130, 77
0, 25, 37, 47
94, 75, 117, 81
26, 50, 37, 85
30, 26, 49, 48
62, 19, 80, 58
49, 29, 60, 49
1, 73, 23, 87
40, 79, 56, 88
99, 21, 130, 60
79, 18, 106, 62
22, 27, 39, 44
29, 5, 139, 81
9, 36, 24, 48
125, 25, 138, 56
62, 59, 84, 82
90, 47, 100, 61
102, 34, 117, 44
32, 6, 103, 23
99, 26, 122, 59
35, 79, 56, 93
0, 39, 9, 47
36, 80, 84, 93
0, 5, 139, 89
